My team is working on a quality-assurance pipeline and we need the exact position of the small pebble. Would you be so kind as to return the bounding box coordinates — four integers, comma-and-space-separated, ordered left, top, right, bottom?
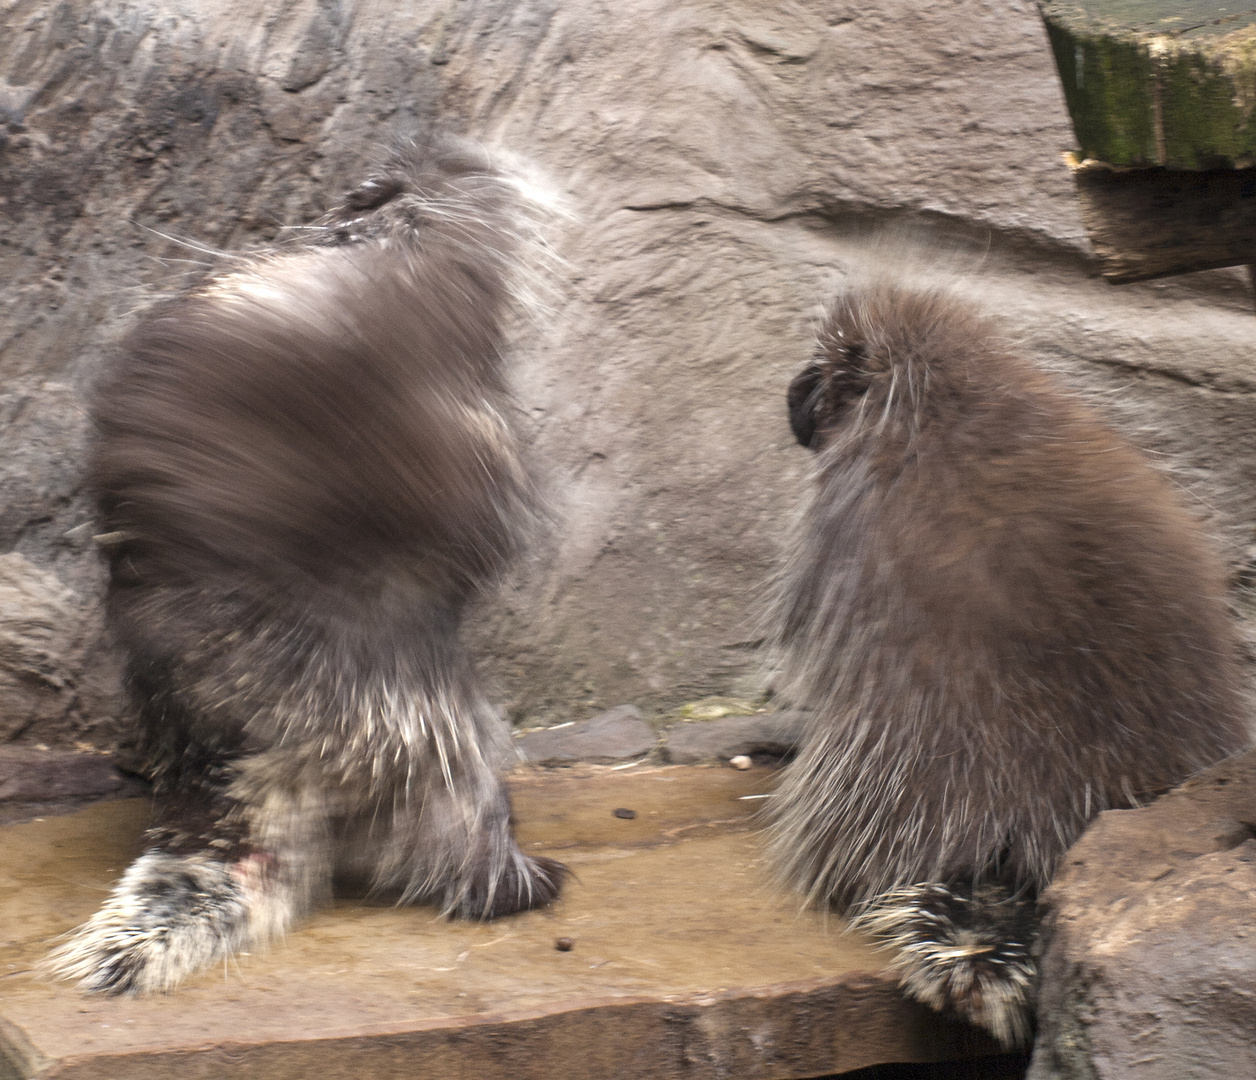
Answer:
729, 755, 752, 770
555, 937, 575, 952
612, 807, 637, 820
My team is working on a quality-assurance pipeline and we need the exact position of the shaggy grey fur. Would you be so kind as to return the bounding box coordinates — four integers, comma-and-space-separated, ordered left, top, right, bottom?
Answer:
48, 135, 567, 995
769, 273, 1249, 1045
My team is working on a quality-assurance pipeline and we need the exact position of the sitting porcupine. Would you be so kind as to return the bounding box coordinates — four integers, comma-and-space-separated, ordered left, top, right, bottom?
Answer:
770, 275, 1249, 1046
48, 135, 567, 994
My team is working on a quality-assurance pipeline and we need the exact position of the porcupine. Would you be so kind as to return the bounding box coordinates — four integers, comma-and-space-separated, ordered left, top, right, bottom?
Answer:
768, 272, 1249, 1046
48, 134, 568, 994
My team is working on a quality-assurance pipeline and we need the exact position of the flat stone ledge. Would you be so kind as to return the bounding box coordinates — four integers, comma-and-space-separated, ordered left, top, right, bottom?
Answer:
0, 764, 1006, 1079
514, 707, 808, 768
1029, 748, 1256, 1080
0, 747, 147, 825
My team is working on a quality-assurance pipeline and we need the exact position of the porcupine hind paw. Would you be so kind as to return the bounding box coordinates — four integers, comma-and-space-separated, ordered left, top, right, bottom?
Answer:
45, 849, 269, 995
852, 882, 1038, 1049
447, 851, 569, 920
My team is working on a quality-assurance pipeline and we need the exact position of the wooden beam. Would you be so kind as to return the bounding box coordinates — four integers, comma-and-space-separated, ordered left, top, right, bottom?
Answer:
1070, 157, 1256, 282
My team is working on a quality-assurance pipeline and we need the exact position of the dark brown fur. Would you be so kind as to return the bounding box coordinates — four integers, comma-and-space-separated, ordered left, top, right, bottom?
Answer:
49, 136, 566, 994
769, 277, 1249, 1043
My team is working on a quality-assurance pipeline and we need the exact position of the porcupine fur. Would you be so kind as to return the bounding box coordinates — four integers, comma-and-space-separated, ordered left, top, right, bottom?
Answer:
768, 270, 1250, 1046
47, 134, 568, 995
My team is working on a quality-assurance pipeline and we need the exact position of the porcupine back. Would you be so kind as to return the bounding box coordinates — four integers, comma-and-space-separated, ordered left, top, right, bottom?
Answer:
768, 278, 1249, 911
90, 136, 551, 787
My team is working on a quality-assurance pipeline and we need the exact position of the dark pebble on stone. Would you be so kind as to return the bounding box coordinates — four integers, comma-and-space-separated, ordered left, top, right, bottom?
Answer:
612, 807, 637, 820
555, 937, 575, 952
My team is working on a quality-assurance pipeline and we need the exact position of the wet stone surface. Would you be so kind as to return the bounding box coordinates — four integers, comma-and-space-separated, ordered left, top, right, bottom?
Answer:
0, 764, 1004, 1079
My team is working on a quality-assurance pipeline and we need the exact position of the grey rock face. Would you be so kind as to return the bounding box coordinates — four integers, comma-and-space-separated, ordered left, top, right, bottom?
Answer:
663, 711, 807, 764
0, 744, 146, 823
0, 551, 123, 748
0, 0, 450, 749
2, 0, 1256, 751
515, 705, 656, 765
0, 552, 83, 741
1029, 751, 1256, 1080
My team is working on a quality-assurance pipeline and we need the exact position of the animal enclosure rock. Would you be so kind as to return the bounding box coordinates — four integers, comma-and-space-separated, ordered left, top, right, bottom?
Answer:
0, 765, 1008, 1079
0, 745, 144, 825
0, 553, 83, 742
3, 0, 1256, 752
515, 705, 656, 764
663, 711, 808, 764
1029, 749, 1256, 1080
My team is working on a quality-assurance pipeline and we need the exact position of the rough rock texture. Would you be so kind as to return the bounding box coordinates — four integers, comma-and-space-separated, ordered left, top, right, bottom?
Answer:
0, 552, 78, 741
1028, 750, 1256, 1080
3, 0, 1256, 747
0, 551, 120, 747
515, 704, 656, 764
664, 711, 806, 764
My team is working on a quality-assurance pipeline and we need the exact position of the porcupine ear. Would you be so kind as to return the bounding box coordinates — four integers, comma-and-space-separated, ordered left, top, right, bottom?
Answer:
787, 361, 824, 450
786, 338, 876, 451
340, 174, 405, 213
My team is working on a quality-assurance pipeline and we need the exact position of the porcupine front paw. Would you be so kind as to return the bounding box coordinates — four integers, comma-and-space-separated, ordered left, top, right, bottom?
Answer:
46, 849, 266, 995
853, 882, 1039, 1048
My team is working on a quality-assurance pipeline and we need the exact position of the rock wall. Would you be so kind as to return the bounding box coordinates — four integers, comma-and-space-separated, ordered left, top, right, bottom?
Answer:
2, 0, 1256, 746
1029, 751, 1256, 1080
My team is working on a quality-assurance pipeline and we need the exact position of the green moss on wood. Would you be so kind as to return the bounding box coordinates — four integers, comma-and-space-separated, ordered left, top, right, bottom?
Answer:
1045, 18, 1158, 164
1040, 1, 1256, 167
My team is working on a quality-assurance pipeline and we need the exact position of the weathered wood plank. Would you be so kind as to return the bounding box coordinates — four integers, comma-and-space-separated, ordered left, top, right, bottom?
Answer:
1070, 157, 1256, 280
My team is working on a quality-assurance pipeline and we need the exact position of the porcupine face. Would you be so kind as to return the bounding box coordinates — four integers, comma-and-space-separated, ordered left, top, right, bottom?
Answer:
789, 282, 995, 454
786, 305, 882, 452
786, 357, 867, 451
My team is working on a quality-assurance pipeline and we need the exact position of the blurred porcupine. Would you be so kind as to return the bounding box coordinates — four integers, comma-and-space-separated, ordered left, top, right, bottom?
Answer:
48, 134, 568, 995
769, 272, 1249, 1047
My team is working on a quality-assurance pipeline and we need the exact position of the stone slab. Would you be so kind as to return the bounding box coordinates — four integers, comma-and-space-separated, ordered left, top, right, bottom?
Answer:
0, 747, 146, 826
1029, 748, 1256, 1080
514, 705, 656, 765
663, 712, 808, 764
0, 764, 1002, 1079
0, 748, 125, 803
